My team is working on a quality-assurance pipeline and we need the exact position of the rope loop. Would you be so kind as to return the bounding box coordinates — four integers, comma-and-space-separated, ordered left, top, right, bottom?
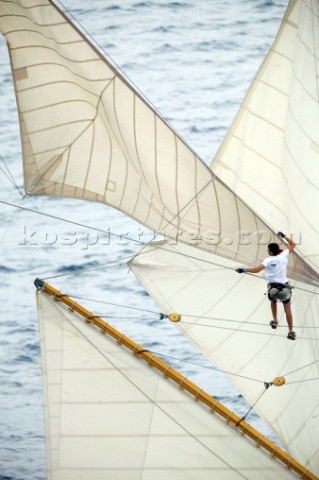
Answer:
68, 300, 78, 312
100, 324, 108, 334
53, 291, 63, 301
148, 354, 156, 367
195, 388, 202, 401
116, 333, 125, 346
133, 345, 140, 356
225, 412, 232, 424
285, 460, 292, 470
85, 314, 96, 323
210, 399, 218, 414
239, 425, 247, 436
179, 376, 187, 390
255, 435, 263, 448
133, 346, 149, 356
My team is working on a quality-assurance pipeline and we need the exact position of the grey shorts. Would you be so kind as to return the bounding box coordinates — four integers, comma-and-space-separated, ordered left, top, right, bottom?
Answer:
267, 282, 292, 304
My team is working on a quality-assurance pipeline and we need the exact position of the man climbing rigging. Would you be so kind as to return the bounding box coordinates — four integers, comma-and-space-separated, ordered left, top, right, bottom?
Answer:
236, 232, 296, 340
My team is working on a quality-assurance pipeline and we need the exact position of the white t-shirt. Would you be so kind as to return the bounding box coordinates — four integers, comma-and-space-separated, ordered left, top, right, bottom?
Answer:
262, 249, 290, 283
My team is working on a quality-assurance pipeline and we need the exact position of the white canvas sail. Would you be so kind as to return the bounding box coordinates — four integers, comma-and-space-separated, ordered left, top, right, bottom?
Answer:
0, 0, 318, 283
212, 0, 319, 271
37, 289, 310, 480
130, 241, 319, 475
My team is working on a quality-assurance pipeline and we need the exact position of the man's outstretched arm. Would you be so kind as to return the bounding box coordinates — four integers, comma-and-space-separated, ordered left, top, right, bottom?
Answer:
247, 264, 265, 273
284, 235, 296, 253
236, 264, 265, 274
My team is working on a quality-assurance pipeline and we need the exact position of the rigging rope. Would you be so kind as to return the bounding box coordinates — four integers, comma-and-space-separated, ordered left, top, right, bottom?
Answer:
0, 199, 145, 244
180, 314, 319, 329
236, 387, 270, 426
40, 254, 138, 280
168, 320, 319, 340
286, 377, 319, 385
282, 358, 319, 379
48, 292, 319, 331
1, 199, 319, 297
61, 293, 161, 315
0, 196, 27, 245
0, 153, 23, 197
149, 351, 264, 384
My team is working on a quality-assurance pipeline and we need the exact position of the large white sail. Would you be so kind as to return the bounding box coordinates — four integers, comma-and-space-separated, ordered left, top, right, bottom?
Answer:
130, 241, 319, 475
37, 289, 309, 480
212, 0, 319, 271
0, 0, 318, 283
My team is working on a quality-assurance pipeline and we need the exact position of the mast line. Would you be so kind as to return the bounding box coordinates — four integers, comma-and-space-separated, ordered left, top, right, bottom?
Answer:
35, 278, 318, 480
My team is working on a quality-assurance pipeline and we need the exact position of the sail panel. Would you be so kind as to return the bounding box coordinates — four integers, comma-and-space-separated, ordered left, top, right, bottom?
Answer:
38, 291, 302, 480
212, 0, 319, 271
130, 241, 319, 475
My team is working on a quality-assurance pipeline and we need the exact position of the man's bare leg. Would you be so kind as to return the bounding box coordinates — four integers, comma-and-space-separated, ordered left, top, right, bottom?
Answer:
283, 302, 293, 333
271, 300, 278, 324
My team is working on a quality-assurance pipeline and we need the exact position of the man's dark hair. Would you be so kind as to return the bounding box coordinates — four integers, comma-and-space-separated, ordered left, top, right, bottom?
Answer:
268, 243, 280, 255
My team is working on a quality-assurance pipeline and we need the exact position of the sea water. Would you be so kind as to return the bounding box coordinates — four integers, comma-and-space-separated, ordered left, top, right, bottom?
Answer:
0, 1, 287, 478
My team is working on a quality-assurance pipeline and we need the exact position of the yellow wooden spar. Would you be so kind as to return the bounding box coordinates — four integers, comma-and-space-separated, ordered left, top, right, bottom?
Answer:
34, 278, 318, 480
